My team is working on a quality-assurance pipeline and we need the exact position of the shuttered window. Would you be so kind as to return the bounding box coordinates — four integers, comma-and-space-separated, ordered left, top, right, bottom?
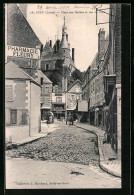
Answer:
5, 85, 13, 101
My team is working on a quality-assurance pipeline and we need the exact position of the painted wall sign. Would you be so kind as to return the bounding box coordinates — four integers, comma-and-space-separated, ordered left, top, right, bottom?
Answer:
6, 45, 40, 59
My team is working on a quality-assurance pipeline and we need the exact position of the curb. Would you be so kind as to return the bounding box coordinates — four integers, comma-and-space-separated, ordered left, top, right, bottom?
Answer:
74, 124, 121, 178
100, 162, 121, 178
16, 134, 48, 147
6, 133, 48, 150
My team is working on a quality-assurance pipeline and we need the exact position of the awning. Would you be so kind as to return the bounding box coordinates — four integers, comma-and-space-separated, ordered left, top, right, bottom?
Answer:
67, 108, 75, 111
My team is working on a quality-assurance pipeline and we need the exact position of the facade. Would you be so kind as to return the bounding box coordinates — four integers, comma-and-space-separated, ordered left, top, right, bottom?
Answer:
81, 4, 121, 157
82, 66, 90, 122
6, 4, 43, 79
5, 61, 41, 142
103, 4, 121, 157
35, 70, 52, 120
41, 17, 75, 92
83, 29, 108, 126
51, 85, 66, 119
6, 4, 53, 122
41, 17, 75, 72
66, 80, 82, 120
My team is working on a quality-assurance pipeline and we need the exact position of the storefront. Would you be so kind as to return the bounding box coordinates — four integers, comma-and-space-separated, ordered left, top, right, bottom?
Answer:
52, 103, 66, 120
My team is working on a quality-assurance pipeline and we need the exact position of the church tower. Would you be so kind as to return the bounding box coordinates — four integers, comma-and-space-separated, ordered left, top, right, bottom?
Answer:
61, 16, 68, 49
60, 17, 70, 59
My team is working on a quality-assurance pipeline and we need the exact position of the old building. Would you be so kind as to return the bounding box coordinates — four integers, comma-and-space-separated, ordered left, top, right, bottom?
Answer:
85, 29, 108, 126
82, 66, 90, 122
6, 4, 43, 79
5, 61, 41, 142
41, 17, 76, 92
35, 70, 52, 120
82, 4, 121, 158
52, 85, 66, 120
103, 4, 121, 157
6, 4, 53, 121
66, 80, 82, 120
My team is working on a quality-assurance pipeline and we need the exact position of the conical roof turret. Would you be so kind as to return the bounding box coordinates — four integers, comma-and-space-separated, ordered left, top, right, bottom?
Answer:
61, 16, 68, 49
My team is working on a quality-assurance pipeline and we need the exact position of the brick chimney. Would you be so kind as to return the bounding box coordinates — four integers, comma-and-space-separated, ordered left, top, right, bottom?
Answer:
98, 29, 105, 60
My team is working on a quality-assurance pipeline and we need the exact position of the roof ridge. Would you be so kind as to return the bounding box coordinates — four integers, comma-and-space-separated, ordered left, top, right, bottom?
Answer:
6, 61, 41, 87
67, 79, 82, 92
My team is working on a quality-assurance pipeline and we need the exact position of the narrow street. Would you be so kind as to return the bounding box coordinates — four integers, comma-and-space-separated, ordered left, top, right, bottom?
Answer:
6, 121, 121, 188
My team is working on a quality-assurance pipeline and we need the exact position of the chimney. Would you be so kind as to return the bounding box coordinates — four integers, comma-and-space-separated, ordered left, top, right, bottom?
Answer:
57, 40, 60, 51
50, 40, 52, 48
72, 48, 75, 62
98, 29, 105, 53
54, 44, 56, 53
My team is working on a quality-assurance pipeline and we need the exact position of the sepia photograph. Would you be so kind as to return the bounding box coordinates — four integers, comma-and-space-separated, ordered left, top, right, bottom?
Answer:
5, 3, 123, 189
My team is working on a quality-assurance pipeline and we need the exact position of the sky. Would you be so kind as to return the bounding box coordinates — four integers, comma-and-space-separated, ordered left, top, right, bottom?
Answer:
27, 4, 109, 71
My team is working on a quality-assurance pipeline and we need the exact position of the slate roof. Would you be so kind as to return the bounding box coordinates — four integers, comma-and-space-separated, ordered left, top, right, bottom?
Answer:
37, 70, 52, 84
67, 79, 82, 92
7, 4, 42, 48
5, 61, 41, 87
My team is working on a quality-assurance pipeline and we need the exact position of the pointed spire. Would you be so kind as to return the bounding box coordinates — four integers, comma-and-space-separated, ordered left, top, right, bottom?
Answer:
64, 16, 65, 27
61, 16, 68, 48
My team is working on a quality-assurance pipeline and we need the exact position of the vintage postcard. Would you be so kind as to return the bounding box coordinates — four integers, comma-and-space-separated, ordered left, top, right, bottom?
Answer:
5, 3, 125, 189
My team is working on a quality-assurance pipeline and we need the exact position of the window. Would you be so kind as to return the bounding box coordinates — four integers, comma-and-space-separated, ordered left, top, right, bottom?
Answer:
71, 94, 75, 100
46, 64, 49, 70
5, 85, 13, 101
56, 97, 62, 103
20, 109, 28, 125
10, 109, 17, 125
45, 86, 49, 94
40, 77, 43, 85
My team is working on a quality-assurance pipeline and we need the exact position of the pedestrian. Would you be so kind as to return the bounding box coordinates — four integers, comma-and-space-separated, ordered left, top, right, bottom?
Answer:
47, 114, 49, 124
71, 116, 74, 125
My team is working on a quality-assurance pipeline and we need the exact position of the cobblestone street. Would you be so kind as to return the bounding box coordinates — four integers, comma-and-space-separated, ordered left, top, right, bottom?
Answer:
6, 121, 99, 165
6, 121, 121, 188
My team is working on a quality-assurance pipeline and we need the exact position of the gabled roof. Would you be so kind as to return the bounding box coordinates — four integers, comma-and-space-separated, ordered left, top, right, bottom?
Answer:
7, 4, 42, 48
5, 61, 41, 87
37, 70, 52, 84
67, 79, 82, 92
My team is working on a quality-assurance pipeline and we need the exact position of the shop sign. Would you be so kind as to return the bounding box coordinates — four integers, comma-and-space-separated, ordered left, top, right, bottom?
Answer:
6, 45, 40, 59
78, 100, 88, 112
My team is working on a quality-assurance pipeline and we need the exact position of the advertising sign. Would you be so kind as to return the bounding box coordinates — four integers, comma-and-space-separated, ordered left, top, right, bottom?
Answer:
6, 45, 40, 59
78, 100, 88, 112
